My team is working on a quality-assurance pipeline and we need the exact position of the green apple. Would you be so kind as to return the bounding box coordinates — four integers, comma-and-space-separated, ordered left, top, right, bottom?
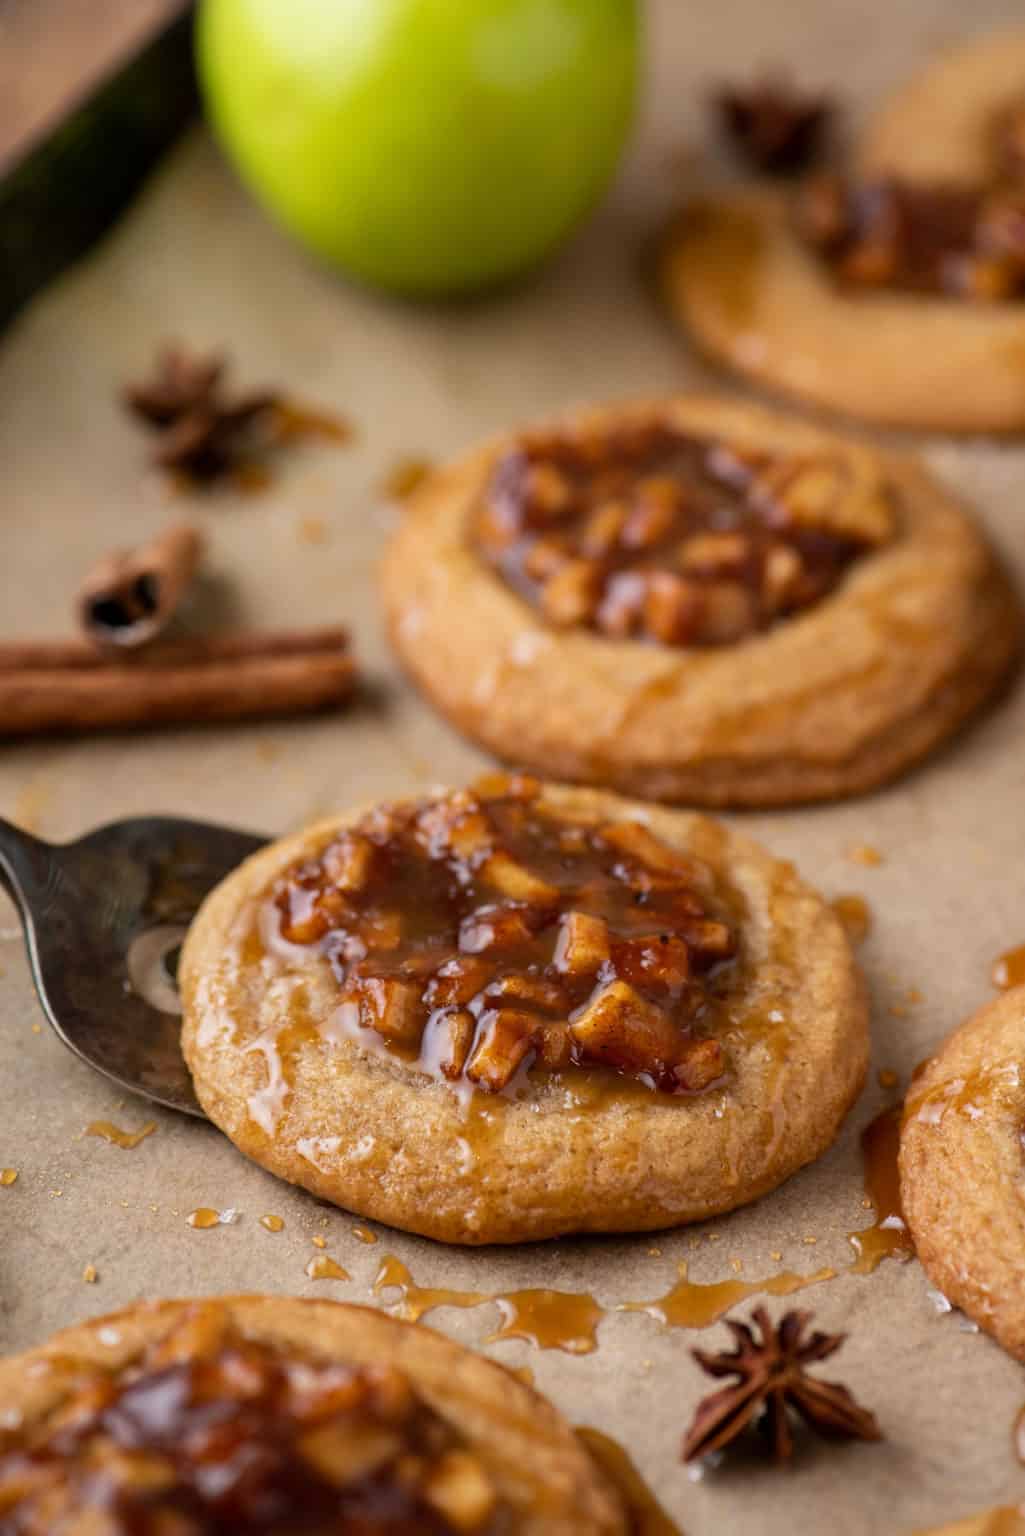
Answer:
196, 0, 639, 296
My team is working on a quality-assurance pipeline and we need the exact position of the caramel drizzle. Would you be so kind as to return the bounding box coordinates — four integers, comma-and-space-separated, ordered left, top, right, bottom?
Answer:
616, 1260, 834, 1329
846, 1102, 914, 1274
86, 1120, 157, 1150
831, 894, 872, 946
372, 1258, 604, 1356
993, 943, 1025, 990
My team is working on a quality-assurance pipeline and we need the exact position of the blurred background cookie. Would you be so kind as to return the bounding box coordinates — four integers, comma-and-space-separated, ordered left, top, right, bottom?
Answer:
383, 397, 1018, 806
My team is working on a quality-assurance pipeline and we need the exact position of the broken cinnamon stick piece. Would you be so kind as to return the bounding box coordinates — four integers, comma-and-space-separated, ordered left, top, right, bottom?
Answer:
0, 628, 356, 737
77, 523, 203, 650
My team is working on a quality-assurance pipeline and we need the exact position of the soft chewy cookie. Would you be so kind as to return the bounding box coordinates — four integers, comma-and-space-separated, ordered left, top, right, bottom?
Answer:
663, 29, 1025, 431
900, 989, 1025, 1361
0, 1295, 622, 1532
381, 396, 1017, 807
181, 775, 868, 1244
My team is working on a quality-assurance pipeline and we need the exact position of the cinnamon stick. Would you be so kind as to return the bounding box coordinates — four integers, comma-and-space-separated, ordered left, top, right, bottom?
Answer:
0, 628, 356, 737
77, 522, 203, 649
0, 627, 350, 672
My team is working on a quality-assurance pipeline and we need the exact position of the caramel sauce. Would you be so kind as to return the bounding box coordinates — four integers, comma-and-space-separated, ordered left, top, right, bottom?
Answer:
305, 1255, 350, 1281
847, 844, 883, 867
383, 457, 434, 501
186, 1208, 220, 1229
372, 1257, 604, 1355
297, 515, 328, 545
270, 780, 736, 1104
352, 1225, 378, 1245
477, 416, 884, 650
695, 200, 765, 330
373, 1256, 489, 1323
273, 400, 353, 446
259, 1214, 284, 1233
993, 944, 1025, 990
914, 1511, 1025, 1536
230, 461, 273, 497
576, 1428, 683, 1535
0, 1168, 18, 1186
831, 894, 872, 945
904, 1060, 1021, 1128
1, 1310, 481, 1535
86, 1120, 157, 1150
487, 1291, 604, 1355
617, 1259, 834, 1329
847, 1103, 914, 1273
800, 171, 1025, 302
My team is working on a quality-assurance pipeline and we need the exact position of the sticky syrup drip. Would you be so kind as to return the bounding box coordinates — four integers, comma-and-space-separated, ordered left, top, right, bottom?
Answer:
616, 1259, 834, 1329
846, 1103, 914, 1273
305, 1256, 350, 1281
831, 894, 872, 946
993, 944, 1025, 990
372, 1258, 604, 1355
86, 1121, 157, 1150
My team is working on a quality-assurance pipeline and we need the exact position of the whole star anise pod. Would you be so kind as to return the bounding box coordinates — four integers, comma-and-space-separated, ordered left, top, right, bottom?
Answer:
714, 76, 833, 175
682, 1306, 881, 1463
123, 344, 278, 481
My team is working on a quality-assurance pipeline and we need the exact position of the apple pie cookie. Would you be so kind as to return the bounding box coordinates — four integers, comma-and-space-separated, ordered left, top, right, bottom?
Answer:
663, 29, 1025, 430
181, 775, 867, 1244
0, 1295, 622, 1532
381, 397, 1017, 806
900, 989, 1025, 1361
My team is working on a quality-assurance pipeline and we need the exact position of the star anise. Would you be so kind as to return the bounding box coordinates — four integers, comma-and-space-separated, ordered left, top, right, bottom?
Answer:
682, 1306, 881, 1463
123, 344, 278, 481
714, 76, 833, 175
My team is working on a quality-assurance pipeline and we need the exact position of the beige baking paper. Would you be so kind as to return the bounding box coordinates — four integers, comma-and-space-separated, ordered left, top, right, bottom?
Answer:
1, 2, 1024, 1530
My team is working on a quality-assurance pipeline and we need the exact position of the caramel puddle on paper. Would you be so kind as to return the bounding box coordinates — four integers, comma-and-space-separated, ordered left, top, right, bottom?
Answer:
993, 943, 1025, 990
86, 1121, 156, 1150
373, 1257, 604, 1355
382, 456, 435, 501
274, 400, 353, 447
186, 1208, 221, 1229
914, 1509, 1025, 1535
306, 1255, 350, 1282
617, 1259, 834, 1329
831, 894, 872, 946
846, 1102, 914, 1273
259, 1214, 284, 1233
352, 1225, 378, 1245
576, 1428, 682, 1536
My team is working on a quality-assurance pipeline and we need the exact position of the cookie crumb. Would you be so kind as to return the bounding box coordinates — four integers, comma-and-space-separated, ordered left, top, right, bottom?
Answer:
82, 1264, 98, 1284
847, 844, 883, 867
297, 516, 328, 545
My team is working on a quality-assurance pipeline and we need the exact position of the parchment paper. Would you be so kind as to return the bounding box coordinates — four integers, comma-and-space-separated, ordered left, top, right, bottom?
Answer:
2, 3, 1024, 1529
